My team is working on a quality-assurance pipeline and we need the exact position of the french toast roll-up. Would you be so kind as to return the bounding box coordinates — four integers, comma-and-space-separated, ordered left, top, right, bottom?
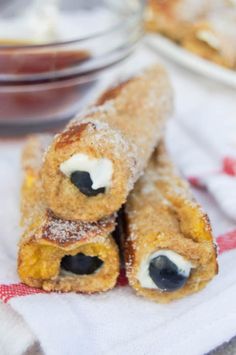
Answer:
145, 0, 210, 42
124, 143, 218, 303
182, 12, 236, 69
18, 136, 119, 293
41, 65, 173, 222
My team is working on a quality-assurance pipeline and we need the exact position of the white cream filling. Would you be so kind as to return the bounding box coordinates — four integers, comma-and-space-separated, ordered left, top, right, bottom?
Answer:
196, 30, 220, 50
137, 250, 193, 289
60, 153, 113, 190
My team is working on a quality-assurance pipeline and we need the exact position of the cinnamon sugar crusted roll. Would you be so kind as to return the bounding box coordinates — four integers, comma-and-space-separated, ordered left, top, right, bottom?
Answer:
124, 143, 218, 303
18, 136, 119, 293
146, 0, 236, 69
145, 0, 210, 41
182, 10, 236, 69
41, 65, 173, 222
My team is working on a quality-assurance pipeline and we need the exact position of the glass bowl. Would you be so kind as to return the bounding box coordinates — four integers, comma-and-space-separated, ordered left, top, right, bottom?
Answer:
0, 0, 145, 135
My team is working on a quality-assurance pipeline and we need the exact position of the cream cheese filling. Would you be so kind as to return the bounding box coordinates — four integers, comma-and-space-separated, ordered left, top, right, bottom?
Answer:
60, 153, 113, 190
137, 250, 193, 289
196, 30, 220, 50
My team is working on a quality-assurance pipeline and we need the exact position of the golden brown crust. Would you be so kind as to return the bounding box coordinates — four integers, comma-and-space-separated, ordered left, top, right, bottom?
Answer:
124, 142, 218, 303
95, 79, 131, 106
145, 0, 201, 42
18, 135, 120, 293
41, 65, 173, 221
54, 123, 89, 150
18, 233, 119, 293
41, 121, 133, 221
41, 211, 116, 247
182, 21, 236, 69
145, 1, 236, 69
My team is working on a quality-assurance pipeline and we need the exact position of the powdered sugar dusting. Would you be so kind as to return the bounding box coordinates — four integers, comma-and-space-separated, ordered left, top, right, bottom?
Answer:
139, 144, 194, 206
43, 65, 172, 213
69, 100, 116, 127
21, 135, 116, 245
125, 142, 215, 253
78, 118, 139, 187
42, 212, 115, 245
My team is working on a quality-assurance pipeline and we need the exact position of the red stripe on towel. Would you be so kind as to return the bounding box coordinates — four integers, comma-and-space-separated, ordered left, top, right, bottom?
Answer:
187, 176, 206, 189
222, 157, 236, 176
1, 231, 236, 303
0, 283, 46, 303
217, 230, 236, 254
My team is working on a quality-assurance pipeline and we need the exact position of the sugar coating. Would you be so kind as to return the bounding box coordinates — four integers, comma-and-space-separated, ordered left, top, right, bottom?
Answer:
19, 135, 120, 294
64, 117, 140, 195
126, 144, 211, 243
20, 135, 116, 246
18, 136, 119, 294
79, 119, 139, 192
124, 142, 218, 303
43, 66, 173, 222
147, 0, 236, 69
42, 212, 115, 245
73, 100, 116, 122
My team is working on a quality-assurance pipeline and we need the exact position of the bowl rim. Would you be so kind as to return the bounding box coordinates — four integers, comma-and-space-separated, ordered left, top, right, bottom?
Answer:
0, 0, 146, 50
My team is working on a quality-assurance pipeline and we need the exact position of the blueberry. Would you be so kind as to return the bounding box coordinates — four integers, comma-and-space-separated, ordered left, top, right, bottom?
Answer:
61, 253, 103, 275
149, 255, 188, 291
70, 171, 105, 197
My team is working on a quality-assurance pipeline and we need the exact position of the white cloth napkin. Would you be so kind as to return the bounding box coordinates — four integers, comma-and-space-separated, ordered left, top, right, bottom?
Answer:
168, 107, 236, 222
0, 46, 236, 355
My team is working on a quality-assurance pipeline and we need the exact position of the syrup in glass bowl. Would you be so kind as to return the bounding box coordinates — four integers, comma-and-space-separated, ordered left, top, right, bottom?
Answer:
0, 0, 144, 134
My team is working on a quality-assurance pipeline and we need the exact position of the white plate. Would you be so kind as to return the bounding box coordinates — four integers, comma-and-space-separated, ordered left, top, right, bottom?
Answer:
146, 34, 236, 88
